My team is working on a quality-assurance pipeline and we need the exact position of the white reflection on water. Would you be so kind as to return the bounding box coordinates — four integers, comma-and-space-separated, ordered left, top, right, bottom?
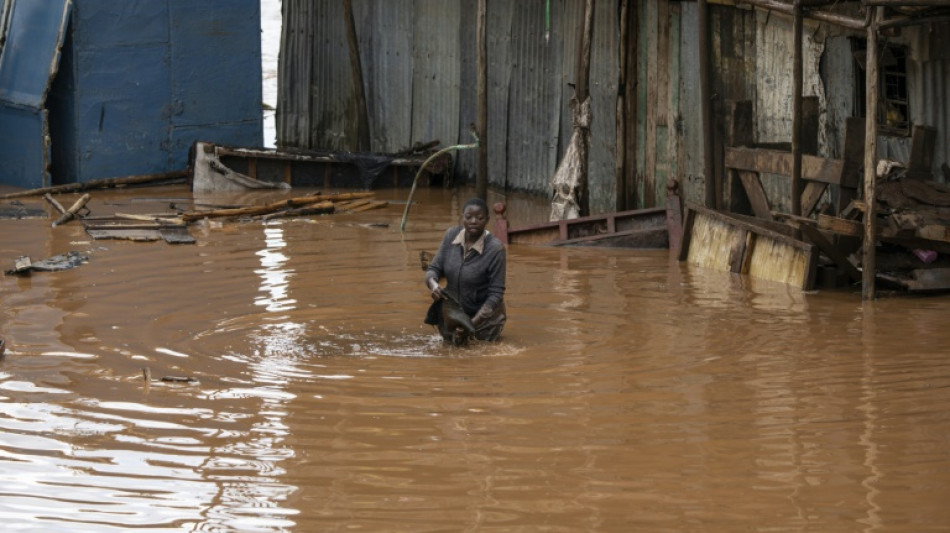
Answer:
255, 226, 297, 312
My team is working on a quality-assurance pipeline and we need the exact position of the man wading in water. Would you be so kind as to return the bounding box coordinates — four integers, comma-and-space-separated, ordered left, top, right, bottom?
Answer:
424, 197, 507, 345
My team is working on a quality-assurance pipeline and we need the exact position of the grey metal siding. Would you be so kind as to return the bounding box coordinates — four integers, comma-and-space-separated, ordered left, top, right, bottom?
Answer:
507, 2, 562, 195
411, 0, 461, 155
588, 0, 620, 214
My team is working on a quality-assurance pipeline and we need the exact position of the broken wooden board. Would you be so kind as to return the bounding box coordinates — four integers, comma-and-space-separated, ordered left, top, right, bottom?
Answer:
506, 207, 668, 248
0, 203, 47, 219
879, 268, 950, 292
82, 216, 195, 244
679, 204, 818, 290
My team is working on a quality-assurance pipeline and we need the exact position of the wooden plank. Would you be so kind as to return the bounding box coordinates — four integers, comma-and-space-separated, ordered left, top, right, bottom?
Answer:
687, 204, 813, 251
678, 207, 697, 261
736, 170, 773, 220
801, 181, 827, 216
907, 125, 937, 180
726, 100, 754, 214
798, 223, 861, 281
818, 214, 862, 237
725, 147, 845, 185
728, 229, 749, 273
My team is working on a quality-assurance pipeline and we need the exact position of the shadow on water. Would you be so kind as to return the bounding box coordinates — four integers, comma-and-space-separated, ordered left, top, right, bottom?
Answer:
2, 185, 950, 531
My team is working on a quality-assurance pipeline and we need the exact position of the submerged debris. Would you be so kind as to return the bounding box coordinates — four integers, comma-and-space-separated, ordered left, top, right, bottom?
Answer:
5, 251, 89, 275
0, 201, 46, 219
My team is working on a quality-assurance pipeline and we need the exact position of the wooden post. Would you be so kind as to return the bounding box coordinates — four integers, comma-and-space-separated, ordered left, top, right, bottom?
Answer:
791, 0, 804, 217
344, 0, 370, 152
862, 8, 882, 300
476, 0, 488, 201
698, 0, 715, 209
615, 0, 629, 212
575, 0, 594, 217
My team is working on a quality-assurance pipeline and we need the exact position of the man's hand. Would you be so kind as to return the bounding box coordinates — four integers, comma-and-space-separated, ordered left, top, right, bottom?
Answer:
428, 279, 445, 301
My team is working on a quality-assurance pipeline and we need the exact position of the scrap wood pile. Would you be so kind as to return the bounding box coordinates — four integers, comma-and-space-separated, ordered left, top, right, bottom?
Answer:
179, 191, 387, 222
1, 172, 389, 246
815, 163, 950, 291
83, 191, 388, 244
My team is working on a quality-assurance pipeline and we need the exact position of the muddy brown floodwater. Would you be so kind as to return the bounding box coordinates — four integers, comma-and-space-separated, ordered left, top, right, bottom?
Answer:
1, 185, 949, 531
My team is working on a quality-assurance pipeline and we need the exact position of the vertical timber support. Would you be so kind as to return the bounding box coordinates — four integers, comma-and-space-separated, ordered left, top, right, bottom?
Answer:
476, 0, 488, 201
862, 8, 882, 300
698, 0, 715, 208
343, 0, 370, 152
791, 0, 804, 217
575, 0, 594, 217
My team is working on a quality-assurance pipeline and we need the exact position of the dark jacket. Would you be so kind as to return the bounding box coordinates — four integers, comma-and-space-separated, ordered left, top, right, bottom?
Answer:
425, 227, 506, 320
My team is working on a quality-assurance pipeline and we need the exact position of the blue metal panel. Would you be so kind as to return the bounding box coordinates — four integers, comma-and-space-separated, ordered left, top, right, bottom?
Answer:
72, 0, 167, 49
0, 105, 48, 188
0, 0, 70, 109
169, 0, 262, 132
74, 45, 171, 179
0, 0, 70, 188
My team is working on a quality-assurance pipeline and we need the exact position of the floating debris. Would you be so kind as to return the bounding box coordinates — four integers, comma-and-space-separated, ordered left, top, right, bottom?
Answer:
5, 251, 89, 275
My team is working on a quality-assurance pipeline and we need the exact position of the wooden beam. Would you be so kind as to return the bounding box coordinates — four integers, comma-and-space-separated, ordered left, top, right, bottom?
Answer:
798, 223, 861, 282
907, 125, 937, 180
736, 170, 774, 220
801, 181, 827, 216
343, 0, 370, 152
725, 147, 845, 185
863, 8, 882, 300
476, 0, 488, 200
699, 0, 716, 208
791, 0, 804, 216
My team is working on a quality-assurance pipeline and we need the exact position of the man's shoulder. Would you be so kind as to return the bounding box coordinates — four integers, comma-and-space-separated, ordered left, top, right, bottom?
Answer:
484, 232, 506, 255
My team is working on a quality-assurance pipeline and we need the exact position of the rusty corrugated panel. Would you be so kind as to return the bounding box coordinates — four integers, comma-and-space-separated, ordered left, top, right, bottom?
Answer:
506, 2, 562, 195
410, 0, 461, 155
355, 0, 412, 153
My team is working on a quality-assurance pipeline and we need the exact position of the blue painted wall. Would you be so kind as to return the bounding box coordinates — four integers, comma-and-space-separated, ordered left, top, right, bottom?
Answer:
0, 0, 71, 190
42, 0, 263, 185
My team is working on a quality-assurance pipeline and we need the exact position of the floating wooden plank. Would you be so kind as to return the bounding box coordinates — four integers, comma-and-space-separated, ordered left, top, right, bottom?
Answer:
680, 204, 817, 289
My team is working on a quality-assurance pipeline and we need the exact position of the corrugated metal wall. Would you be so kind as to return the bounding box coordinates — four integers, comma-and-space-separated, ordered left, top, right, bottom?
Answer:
909, 21, 950, 180
277, 1, 950, 214
277, 0, 624, 214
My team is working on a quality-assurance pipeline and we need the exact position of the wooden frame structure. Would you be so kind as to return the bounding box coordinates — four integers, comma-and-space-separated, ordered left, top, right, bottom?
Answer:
696, 0, 948, 298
